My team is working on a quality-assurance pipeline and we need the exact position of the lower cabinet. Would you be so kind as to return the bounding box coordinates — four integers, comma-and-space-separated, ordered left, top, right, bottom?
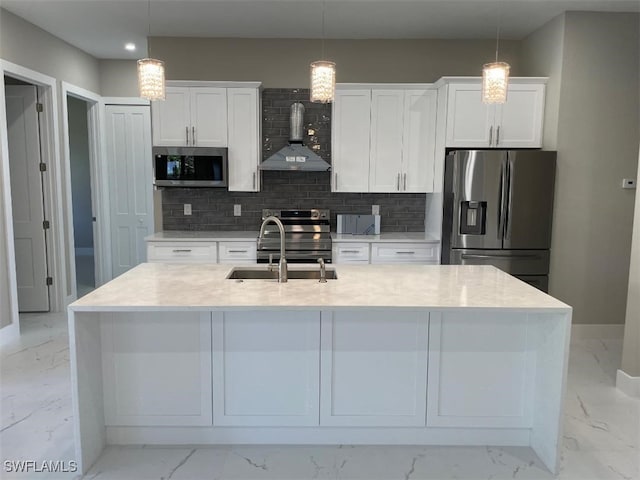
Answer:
101, 312, 212, 426
370, 242, 439, 264
426, 312, 534, 428
212, 310, 320, 426
320, 310, 429, 426
147, 241, 218, 263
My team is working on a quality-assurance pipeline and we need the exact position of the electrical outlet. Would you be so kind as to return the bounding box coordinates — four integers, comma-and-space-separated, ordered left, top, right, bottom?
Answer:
622, 178, 637, 189
183, 204, 192, 216
372, 205, 380, 215
234, 204, 242, 216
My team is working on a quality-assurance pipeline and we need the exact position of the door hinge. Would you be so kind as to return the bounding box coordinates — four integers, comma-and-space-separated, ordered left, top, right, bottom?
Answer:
46, 276, 53, 286
42, 220, 50, 229
39, 163, 47, 172
36, 102, 43, 113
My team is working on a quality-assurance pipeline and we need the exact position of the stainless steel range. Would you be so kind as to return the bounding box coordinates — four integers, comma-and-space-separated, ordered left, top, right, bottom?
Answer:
257, 209, 332, 263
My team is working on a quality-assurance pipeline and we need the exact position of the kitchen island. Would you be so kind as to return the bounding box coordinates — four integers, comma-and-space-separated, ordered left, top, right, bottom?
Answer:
68, 263, 571, 474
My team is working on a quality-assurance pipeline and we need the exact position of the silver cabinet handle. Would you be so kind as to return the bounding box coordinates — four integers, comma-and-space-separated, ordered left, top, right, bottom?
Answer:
341, 250, 361, 254
186, 126, 189, 145
172, 249, 192, 253
335, 173, 338, 189
397, 173, 400, 191
403, 173, 407, 191
396, 251, 416, 255
228, 250, 248, 253
489, 126, 493, 146
192, 126, 196, 145
496, 126, 500, 146
253, 172, 256, 190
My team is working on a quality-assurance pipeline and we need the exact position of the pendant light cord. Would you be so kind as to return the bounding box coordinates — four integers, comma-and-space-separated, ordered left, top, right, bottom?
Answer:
495, 24, 500, 62
321, 1, 326, 59
147, 0, 152, 57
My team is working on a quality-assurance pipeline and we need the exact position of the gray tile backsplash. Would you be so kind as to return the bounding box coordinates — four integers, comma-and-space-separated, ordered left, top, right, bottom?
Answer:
162, 88, 426, 232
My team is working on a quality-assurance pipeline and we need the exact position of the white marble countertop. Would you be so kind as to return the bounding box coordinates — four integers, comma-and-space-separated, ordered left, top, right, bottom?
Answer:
145, 231, 259, 242
331, 232, 440, 243
70, 263, 570, 313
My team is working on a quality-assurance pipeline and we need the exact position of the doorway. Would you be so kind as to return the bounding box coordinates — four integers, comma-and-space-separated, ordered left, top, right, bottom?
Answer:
4, 76, 50, 312
66, 96, 95, 297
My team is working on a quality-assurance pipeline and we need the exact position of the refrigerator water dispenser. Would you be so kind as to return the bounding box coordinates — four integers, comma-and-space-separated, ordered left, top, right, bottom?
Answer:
459, 201, 486, 235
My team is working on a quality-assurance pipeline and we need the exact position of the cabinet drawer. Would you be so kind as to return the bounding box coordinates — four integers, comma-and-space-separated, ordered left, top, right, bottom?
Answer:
218, 241, 257, 264
333, 243, 370, 263
147, 242, 217, 263
370, 242, 439, 264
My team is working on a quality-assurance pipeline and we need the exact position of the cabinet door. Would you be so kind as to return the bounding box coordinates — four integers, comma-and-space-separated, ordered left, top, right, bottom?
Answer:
101, 312, 212, 426
403, 89, 437, 193
427, 312, 534, 428
332, 89, 371, 192
370, 242, 439, 264
369, 90, 404, 192
151, 86, 190, 146
212, 311, 320, 426
218, 241, 257, 263
332, 242, 370, 264
190, 88, 228, 147
146, 241, 218, 263
494, 84, 545, 148
227, 88, 260, 192
320, 310, 428, 426
445, 83, 494, 148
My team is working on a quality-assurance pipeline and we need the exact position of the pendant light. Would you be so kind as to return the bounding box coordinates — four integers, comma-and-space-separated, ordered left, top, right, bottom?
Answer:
482, 23, 510, 104
310, 1, 336, 103
138, 0, 165, 101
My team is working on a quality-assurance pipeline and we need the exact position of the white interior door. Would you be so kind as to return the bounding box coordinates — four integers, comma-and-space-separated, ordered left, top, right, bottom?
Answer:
105, 105, 153, 278
5, 85, 49, 312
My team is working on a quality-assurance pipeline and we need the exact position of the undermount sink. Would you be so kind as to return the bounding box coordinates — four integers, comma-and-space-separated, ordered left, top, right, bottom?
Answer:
226, 267, 338, 281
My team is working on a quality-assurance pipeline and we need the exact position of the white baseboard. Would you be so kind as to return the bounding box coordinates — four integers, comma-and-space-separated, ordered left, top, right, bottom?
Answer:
0, 321, 20, 346
616, 369, 640, 398
570, 324, 624, 341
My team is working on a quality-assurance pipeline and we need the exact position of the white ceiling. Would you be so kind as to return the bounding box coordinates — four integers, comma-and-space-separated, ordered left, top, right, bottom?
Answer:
2, 0, 639, 59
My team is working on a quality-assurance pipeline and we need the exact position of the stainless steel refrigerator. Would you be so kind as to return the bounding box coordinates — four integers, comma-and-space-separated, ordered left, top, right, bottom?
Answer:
441, 150, 556, 292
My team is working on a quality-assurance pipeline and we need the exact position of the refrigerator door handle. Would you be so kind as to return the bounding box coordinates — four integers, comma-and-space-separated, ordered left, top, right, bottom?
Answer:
504, 160, 512, 240
461, 253, 542, 260
498, 160, 508, 239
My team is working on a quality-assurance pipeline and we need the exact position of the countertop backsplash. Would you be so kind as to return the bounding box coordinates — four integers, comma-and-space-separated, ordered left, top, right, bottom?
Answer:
161, 88, 426, 232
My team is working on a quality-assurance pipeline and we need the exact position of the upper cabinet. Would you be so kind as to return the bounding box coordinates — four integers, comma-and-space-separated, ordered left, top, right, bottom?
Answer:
443, 78, 546, 149
152, 86, 227, 147
332, 85, 437, 193
152, 82, 262, 192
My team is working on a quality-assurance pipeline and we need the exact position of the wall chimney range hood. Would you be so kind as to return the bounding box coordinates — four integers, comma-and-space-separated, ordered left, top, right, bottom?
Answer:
260, 103, 331, 172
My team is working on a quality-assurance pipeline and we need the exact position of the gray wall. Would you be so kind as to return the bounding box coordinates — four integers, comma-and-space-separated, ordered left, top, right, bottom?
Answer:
99, 60, 139, 97
150, 37, 521, 86
622, 150, 640, 376
0, 8, 100, 93
162, 88, 425, 232
522, 12, 639, 325
67, 96, 93, 249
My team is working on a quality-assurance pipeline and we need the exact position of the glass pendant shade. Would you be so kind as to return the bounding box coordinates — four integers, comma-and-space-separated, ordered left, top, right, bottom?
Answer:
310, 61, 336, 103
482, 61, 510, 104
137, 58, 165, 101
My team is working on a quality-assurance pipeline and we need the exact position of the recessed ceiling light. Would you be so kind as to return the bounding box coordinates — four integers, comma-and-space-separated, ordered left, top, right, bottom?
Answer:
125, 43, 136, 51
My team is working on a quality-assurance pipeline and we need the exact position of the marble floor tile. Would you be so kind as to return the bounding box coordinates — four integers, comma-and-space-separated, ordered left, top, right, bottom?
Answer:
1, 313, 639, 480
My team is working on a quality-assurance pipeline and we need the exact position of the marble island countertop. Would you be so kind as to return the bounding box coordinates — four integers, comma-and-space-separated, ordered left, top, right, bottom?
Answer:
70, 263, 570, 312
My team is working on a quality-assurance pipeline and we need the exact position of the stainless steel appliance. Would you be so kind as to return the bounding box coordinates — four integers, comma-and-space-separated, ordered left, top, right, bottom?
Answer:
441, 150, 556, 292
153, 146, 228, 187
257, 209, 332, 263
336, 214, 381, 235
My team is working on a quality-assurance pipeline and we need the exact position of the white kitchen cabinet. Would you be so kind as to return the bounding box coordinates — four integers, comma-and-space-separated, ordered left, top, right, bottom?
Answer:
332, 242, 370, 264
332, 89, 371, 192
227, 87, 261, 192
147, 240, 218, 263
427, 312, 535, 428
152, 86, 227, 147
101, 312, 212, 426
370, 242, 439, 264
444, 79, 546, 148
332, 85, 437, 193
218, 241, 257, 263
212, 311, 320, 426
320, 310, 429, 426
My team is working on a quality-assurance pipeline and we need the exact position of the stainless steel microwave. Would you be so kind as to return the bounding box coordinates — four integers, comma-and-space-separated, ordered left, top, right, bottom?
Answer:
153, 146, 228, 187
